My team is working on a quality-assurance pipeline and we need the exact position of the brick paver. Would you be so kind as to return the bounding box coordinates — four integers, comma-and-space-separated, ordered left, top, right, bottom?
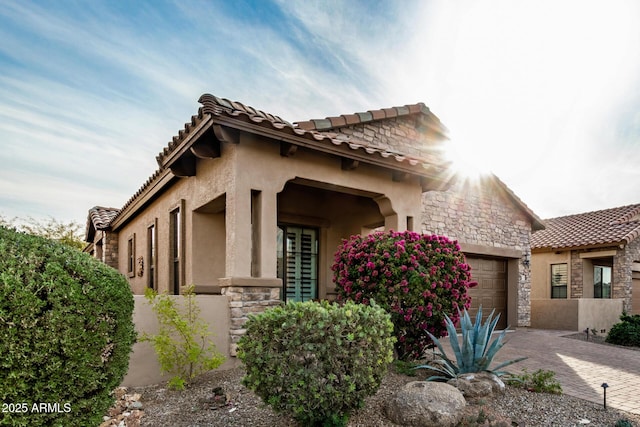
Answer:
440, 328, 640, 415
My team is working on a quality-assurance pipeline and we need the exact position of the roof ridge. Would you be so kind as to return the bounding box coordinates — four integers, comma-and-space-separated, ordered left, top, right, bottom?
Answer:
542, 203, 640, 222
294, 102, 441, 132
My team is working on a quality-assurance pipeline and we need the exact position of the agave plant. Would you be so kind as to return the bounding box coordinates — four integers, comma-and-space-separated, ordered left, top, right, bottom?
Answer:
416, 307, 526, 381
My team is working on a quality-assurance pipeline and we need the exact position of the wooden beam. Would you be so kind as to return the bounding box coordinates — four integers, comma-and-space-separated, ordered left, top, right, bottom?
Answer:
213, 124, 239, 144
392, 171, 410, 182
341, 157, 359, 170
170, 155, 196, 177
280, 142, 297, 157
190, 139, 220, 159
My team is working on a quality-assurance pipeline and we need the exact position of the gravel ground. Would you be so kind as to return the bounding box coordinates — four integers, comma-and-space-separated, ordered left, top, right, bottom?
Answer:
123, 364, 640, 427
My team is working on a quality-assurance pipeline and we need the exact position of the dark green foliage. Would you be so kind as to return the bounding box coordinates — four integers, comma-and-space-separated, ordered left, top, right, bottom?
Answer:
237, 300, 395, 427
505, 368, 562, 394
615, 418, 634, 427
0, 226, 136, 426
606, 313, 640, 347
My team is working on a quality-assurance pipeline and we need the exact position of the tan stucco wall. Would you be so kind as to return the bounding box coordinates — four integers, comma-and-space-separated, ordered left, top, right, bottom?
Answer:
122, 294, 236, 387
116, 130, 423, 296
531, 251, 571, 299
531, 298, 624, 332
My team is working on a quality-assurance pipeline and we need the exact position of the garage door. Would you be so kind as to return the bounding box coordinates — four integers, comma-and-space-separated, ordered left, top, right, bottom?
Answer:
465, 256, 507, 330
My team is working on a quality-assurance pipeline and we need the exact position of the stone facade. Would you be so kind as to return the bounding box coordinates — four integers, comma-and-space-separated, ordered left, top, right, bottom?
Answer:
101, 230, 119, 269
421, 178, 534, 327
222, 285, 282, 356
331, 115, 446, 163
614, 239, 640, 312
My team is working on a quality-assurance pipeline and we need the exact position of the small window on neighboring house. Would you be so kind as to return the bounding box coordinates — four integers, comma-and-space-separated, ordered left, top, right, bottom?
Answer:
594, 265, 612, 298
551, 263, 568, 299
127, 234, 136, 278
147, 223, 156, 290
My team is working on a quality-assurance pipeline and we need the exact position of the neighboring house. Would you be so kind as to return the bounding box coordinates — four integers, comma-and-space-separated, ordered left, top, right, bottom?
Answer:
84, 94, 542, 354
530, 204, 640, 332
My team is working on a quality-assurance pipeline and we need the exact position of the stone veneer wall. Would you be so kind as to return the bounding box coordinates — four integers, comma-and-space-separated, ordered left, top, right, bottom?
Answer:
102, 230, 119, 270
421, 179, 533, 327
614, 238, 640, 312
222, 286, 281, 356
330, 115, 446, 163
570, 250, 584, 299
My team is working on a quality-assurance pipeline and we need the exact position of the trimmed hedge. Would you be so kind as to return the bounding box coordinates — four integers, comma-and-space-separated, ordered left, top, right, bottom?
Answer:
237, 300, 395, 426
606, 313, 640, 347
0, 226, 135, 427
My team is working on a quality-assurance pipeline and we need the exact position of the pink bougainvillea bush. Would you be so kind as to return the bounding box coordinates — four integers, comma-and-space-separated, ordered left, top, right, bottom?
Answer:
332, 230, 475, 360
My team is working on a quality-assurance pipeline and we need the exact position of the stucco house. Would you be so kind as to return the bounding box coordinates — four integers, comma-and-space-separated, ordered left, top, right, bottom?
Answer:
530, 204, 640, 332
84, 94, 543, 356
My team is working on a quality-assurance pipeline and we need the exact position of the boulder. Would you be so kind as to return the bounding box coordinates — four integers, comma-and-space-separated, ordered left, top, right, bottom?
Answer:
448, 372, 505, 398
385, 381, 466, 427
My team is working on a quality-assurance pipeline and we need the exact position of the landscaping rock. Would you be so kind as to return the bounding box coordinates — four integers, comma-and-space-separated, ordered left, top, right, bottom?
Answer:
385, 381, 466, 427
448, 372, 506, 398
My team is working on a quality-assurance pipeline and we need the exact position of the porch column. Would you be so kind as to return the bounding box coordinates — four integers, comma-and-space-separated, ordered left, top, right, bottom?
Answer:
258, 189, 278, 278
375, 195, 420, 232
221, 185, 281, 356
224, 188, 252, 278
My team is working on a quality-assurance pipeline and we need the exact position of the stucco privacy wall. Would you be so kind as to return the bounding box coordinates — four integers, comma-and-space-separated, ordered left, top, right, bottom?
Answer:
123, 295, 235, 387
421, 179, 533, 327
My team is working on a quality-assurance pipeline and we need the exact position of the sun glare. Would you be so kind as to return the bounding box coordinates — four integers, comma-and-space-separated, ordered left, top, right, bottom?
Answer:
443, 140, 493, 182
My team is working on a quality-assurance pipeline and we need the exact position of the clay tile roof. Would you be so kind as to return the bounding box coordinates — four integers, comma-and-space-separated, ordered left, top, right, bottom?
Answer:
531, 203, 640, 250
85, 206, 119, 242
88, 206, 119, 230
295, 102, 439, 131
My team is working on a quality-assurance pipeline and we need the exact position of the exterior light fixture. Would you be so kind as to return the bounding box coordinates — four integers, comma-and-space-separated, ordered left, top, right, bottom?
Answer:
601, 383, 609, 410
522, 250, 531, 268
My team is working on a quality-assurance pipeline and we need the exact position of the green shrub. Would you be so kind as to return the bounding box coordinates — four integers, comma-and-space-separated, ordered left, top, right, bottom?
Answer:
505, 368, 562, 394
606, 313, 640, 347
416, 307, 526, 380
332, 231, 475, 360
140, 285, 225, 390
237, 300, 395, 427
0, 226, 135, 427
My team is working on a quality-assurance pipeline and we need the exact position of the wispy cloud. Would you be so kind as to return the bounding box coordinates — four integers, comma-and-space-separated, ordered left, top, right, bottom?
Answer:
0, 0, 639, 225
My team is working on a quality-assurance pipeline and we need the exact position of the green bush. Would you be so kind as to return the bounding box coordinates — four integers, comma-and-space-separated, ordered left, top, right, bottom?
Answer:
606, 313, 640, 347
505, 368, 562, 394
237, 300, 395, 427
0, 226, 136, 427
332, 231, 475, 360
140, 285, 225, 390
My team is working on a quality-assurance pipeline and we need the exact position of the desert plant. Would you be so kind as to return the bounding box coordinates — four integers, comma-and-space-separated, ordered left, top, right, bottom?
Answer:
332, 230, 475, 360
606, 313, 640, 347
416, 307, 526, 381
615, 419, 634, 427
237, 300, 395, 427
0, 226, 135, 427
505, 368, 562, 394
140, 285, 225, 390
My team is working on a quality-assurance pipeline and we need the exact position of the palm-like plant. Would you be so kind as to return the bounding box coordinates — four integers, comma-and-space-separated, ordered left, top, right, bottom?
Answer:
416, 307, 526, 381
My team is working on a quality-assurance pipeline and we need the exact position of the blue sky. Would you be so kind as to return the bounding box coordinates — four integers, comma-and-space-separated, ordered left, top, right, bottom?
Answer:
1, 0, 640, 228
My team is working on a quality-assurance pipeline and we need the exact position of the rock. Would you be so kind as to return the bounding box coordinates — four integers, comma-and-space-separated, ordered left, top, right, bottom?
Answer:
448, 372, 505, 398
385, 381, 466, 427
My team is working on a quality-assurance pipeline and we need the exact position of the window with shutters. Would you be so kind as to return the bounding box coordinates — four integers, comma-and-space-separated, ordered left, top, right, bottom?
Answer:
277, 225, 318, 302
550, 263, 567, 298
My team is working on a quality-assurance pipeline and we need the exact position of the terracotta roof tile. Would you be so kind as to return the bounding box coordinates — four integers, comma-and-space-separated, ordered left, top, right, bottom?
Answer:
88, 206, 119, 230
531, 203, 640, 250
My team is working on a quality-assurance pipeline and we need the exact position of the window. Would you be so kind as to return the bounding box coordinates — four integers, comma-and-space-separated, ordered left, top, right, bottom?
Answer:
170, 208, 181, 295
277, 225, 318, 302
594, 265, 612, 298
551, 263, 568, 298
127, 234, 135, 278
147, 223, 157, 290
